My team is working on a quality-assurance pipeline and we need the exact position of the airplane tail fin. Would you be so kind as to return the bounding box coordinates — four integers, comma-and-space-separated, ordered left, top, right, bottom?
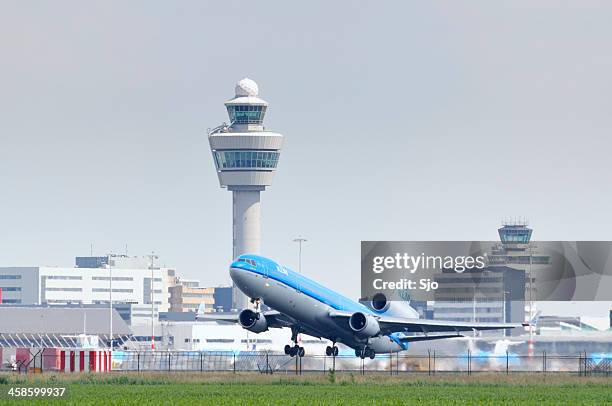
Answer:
529, 311, 542, 328
196, 302, 208, 317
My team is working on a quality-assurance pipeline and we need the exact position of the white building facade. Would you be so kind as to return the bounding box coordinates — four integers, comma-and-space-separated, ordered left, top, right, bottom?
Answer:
0, 258, 173, 314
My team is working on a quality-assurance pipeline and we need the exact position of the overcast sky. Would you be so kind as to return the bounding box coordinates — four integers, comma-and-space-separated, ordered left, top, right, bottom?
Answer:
1, 2, 611, 315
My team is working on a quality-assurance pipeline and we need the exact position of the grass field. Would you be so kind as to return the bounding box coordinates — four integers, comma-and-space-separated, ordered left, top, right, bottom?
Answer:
1, 373, 610, 405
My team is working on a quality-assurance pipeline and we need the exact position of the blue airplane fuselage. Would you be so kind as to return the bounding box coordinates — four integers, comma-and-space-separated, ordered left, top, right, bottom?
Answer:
229, 254, 412, 353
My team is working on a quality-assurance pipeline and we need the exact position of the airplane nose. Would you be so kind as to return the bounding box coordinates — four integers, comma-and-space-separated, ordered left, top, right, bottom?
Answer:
229, 266, 251, 298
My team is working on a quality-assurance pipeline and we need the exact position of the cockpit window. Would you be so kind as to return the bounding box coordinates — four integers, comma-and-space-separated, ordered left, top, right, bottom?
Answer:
238, 258, 256, 266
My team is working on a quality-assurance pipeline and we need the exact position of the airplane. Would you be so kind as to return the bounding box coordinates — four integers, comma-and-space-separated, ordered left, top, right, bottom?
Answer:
198, 254, 527, 359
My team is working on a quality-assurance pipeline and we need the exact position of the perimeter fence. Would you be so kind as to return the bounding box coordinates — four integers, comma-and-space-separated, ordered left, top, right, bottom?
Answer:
4, 350, 609, 376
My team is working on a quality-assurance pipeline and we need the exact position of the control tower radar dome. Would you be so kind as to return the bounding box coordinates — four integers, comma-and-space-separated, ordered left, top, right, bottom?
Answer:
235, 78, 259, 97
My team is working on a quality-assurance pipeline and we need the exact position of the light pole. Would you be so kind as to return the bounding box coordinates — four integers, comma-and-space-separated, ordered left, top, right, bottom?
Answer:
292, 237, 307, 273
147, 252, 158, 350
528, 244, 534, 335
472, 286, 477, 337
108, 254, 113, 350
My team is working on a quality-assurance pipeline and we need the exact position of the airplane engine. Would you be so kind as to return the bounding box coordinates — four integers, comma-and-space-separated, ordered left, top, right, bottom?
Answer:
370, 292, 419, 319
238, 309, 268, 333
349, 312, 380, 338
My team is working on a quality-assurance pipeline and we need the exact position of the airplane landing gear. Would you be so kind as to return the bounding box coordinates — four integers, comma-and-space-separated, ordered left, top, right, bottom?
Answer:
286, 344, 305, 357
250, 297, 262, 312
287, 327, 305, 358
355, 347, 375, 359
325, 345, 339, 357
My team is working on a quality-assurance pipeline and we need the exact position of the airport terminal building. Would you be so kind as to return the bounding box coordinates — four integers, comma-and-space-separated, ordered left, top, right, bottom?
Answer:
0, 255, 174, 317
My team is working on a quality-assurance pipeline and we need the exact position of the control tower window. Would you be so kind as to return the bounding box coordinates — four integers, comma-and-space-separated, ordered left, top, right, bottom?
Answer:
227, 105, 267, 124
214, 150, 279, 169
499, 229, 532, 244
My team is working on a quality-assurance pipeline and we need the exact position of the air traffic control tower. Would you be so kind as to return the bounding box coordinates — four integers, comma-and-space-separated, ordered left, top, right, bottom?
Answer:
208, 78, 283, 310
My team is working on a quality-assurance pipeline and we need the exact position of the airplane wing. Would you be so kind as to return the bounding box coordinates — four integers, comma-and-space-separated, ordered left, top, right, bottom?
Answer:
197, 310, 296, 330
329, 310, 526, 335
398, 333, 464, 343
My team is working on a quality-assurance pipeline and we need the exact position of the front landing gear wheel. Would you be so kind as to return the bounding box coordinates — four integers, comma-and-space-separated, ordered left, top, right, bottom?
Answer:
333, 346, 339, 357
298, 347, 305, 357
368, 349, 376, 359
284, 345, 291, 355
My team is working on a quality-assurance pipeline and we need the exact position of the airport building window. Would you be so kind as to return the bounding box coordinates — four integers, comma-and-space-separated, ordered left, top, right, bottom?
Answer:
45, 275, 83, 280
214, 150, 279, 169
476, 317, 501, 322
436, 287, 501, 294
92, 288, 134, 293
182, 303, 201, 309
435, 307, 502, 314
0, 287, 21, 291
92, 276, 134, 281
1, 299, 21, 303
436, 298, 502, 303
182, 293, 211, 298
435, 277, 502, 284
0, 275, 21, 280
45, 287, 82, 292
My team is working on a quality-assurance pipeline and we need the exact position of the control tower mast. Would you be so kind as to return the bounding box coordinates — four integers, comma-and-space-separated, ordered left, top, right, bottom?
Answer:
208, 78, 283, 310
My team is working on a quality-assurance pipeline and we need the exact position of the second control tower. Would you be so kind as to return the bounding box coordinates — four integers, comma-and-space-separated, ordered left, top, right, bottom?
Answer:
208, 78, 283, 310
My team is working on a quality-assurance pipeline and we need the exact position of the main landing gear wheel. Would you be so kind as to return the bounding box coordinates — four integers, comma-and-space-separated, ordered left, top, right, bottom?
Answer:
326, 346, 339, 357
287, 327, 305, 358
356, 348, 376, 359
287, 344, 305, 358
